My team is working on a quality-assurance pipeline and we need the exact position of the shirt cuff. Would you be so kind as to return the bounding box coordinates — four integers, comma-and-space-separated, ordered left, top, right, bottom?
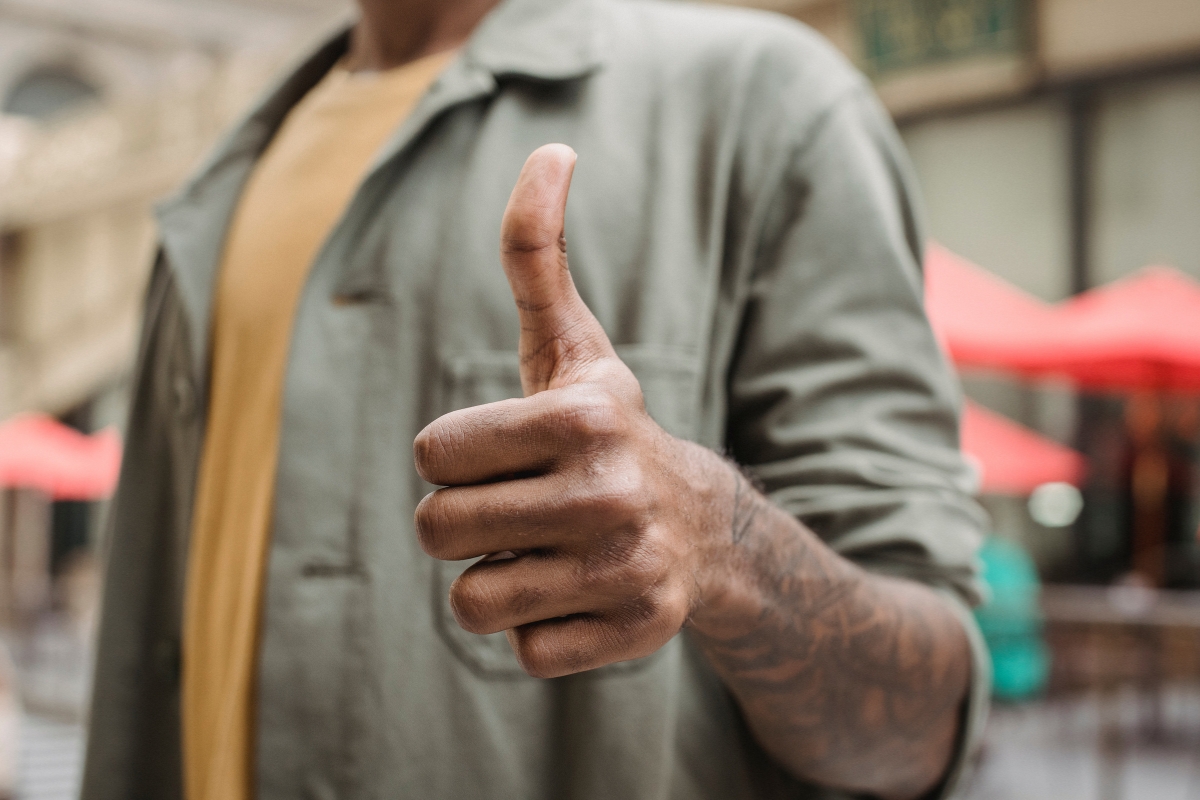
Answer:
928, 588, 992, 800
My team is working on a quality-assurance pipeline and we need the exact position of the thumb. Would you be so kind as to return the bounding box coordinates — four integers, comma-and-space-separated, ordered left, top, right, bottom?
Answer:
501, 144, 615, 396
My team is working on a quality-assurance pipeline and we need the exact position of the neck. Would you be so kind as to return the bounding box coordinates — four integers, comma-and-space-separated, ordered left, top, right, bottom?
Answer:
347, 0, 503, 72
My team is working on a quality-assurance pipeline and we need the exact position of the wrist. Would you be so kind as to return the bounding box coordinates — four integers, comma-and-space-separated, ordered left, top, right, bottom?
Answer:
682, 454, 786, 637
682, 456, 860, 641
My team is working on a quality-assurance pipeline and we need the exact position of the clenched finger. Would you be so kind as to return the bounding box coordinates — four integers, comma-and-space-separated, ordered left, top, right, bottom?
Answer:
448, 552, 603, 634
506, 606, 680, 679
414, 385, 628, 487
414, 464, 648, 561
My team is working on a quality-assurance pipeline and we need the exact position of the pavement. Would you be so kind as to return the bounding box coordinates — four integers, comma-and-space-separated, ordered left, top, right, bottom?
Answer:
963, 688, 1200, 800
12, 689, 1200, 800
18, 714, 82, 800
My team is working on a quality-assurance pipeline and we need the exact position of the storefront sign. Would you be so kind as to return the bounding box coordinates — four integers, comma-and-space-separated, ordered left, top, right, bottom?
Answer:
856, 0, 1029, 75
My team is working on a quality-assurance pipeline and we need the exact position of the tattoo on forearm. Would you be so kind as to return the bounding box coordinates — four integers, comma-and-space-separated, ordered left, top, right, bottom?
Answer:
694, 473, 969, 797
729, 468, 764, 545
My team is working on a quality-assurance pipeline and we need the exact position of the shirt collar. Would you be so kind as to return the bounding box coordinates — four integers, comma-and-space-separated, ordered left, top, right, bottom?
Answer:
155, 0, 604, 386
166, 0, 602, 195
465, 0, 604, 80
160, 0, 604, 217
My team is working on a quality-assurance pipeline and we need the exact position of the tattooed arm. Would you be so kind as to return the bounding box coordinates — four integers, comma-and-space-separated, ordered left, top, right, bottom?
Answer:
687, 466, 972, 800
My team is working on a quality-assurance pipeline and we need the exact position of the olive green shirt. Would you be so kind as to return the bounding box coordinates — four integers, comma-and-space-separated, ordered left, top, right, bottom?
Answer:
84, 1, 990, 798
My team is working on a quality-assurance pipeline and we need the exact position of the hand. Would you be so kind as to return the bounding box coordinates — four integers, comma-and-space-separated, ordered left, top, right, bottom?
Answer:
413, 144, 734, 678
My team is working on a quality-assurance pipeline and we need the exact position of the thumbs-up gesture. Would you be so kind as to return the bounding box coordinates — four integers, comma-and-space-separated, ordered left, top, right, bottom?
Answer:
414, 145, 735, 678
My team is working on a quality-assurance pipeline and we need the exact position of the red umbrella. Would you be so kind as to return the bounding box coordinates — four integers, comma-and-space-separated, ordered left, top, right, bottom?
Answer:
961, 401, 1086, 495
926, 244, 1200, 392
0, 414, 122, 501
1014, 267, 1200, 392
924, 242, 1059, 371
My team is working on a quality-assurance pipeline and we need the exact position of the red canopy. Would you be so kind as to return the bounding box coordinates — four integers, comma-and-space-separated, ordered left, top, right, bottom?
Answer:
0, 414, 122, 500
924, 242, 1058, 370
961, 401, 1086, 495
926, 244, 1200, 392
1013, 267, 1200, 392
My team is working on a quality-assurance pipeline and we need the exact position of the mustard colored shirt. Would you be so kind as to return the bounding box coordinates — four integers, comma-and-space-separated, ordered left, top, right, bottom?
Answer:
182, 50, 453, 800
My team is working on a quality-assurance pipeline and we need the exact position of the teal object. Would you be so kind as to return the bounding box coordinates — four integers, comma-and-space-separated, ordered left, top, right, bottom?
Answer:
974, 535, 1050, 700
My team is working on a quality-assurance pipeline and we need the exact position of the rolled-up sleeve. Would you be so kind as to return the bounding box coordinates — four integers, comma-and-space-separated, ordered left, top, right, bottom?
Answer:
726, 83, 991, 798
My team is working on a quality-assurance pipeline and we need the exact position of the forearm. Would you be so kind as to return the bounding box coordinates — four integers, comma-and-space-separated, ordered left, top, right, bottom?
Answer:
688, 463, 972, 800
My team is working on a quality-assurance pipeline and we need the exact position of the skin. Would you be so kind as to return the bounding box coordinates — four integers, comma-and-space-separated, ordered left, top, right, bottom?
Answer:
347, 5, 972, 798
344, 0, 503, 71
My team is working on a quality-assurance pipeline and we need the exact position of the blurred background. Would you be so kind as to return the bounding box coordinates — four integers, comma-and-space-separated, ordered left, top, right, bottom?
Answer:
0, 0, 1198, 797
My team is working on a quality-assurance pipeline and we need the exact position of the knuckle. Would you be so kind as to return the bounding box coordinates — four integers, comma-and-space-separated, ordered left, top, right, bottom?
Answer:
619, 543, 665, 590
560, 388, 626, 443
586, 529, 664, 590
603, 585, 685, 656
448, 576, 494, 635
613, 593, 657, 631
613, 599, 680, 660
571, 532, 664, 598
666, 585, 693, 628
412, 423, 449, 483
511, 626, 571, 679
412, 493, 448, 556
513, 647, 555, 680
585, 464, 650, 524
507, 582, 550, 618
635, 583, 685, 629
414, 416, 476, 485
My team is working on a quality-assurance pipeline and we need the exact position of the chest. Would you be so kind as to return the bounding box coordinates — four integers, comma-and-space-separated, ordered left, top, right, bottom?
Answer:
294, 95, 727, 441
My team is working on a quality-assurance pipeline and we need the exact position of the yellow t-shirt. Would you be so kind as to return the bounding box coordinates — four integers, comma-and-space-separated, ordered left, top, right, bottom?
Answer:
183, 50, 454, 800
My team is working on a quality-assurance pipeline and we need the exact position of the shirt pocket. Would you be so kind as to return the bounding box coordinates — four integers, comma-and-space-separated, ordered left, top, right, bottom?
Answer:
432, 344, 701, 679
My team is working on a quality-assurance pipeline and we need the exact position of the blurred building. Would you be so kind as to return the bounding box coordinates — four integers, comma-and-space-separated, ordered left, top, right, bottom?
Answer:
0, 0, 347, 430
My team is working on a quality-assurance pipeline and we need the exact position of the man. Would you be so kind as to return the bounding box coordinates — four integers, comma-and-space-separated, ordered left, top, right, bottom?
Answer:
83, 0, 990, 798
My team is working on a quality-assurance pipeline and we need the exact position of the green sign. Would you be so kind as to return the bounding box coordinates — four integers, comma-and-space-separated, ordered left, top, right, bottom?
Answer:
856, 0, 1028, 75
